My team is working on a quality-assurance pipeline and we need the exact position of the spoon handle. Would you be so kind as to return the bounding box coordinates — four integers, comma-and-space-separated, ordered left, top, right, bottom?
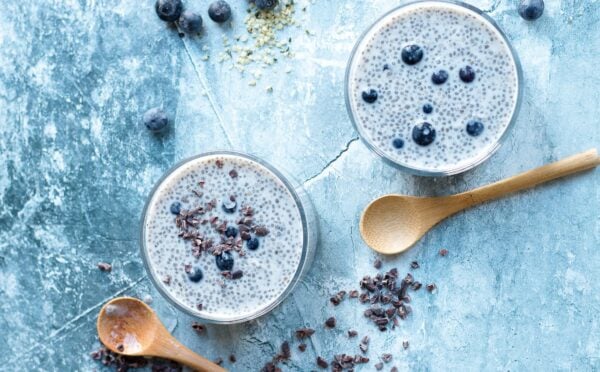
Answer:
152, 335, 227, 372
458, 149, 600, 206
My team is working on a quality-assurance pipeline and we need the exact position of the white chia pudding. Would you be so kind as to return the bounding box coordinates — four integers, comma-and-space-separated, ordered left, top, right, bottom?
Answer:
347, 1, 520, 174
143, 154, 305, 322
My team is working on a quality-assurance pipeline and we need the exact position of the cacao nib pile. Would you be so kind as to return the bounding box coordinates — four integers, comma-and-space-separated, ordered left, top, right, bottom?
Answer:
90, 346, 182, 372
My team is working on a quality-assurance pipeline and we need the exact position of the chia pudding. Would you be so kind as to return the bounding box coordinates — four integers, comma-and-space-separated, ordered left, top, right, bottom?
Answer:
142, 153, 314, 323
346, 1, 521, 175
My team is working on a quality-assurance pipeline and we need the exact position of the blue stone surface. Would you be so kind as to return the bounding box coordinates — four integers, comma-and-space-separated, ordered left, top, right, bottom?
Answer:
1, 0, 599, 371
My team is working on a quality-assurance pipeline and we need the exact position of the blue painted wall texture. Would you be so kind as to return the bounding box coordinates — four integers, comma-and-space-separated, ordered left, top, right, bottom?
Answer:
0, 0, 598, 371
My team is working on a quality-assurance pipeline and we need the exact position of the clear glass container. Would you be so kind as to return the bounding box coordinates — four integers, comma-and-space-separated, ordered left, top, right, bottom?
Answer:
345, 0, 523, 176
140, 151, 318, 324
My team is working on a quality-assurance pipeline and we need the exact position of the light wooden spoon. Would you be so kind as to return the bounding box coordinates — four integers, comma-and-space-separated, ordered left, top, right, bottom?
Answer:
97, 297, 226, 372
360, 149, 600, 255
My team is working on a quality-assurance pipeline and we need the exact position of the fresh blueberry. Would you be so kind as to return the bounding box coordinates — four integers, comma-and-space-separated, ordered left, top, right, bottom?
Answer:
222, 200, 237, 213
392, 138, 404, 149
431, 70, 449, 85
401, 45, 423, 65
143, 107, 169, 133
466, 120, 485, 136
247, 237, 260, 251
412, 122, 436, 146
155, 0, 183, 22
208, 1, 232, 23
423, 104, 433, 114
225, 226, 238, 238
170, 202, 182, 215
362, 89, 378, 104
518, 0, 544, 21
187, 266, 204, 282
459, 66, 476, 83
216, 251, 234, 271
255, 0, 278, 10
179, 11, 203, 34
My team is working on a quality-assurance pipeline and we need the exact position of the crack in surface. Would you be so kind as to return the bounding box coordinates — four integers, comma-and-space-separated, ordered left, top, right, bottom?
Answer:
5, 275, 147, 367
303, 137, 359, 186
483, 0, 502, 13
179, 36, 234, 148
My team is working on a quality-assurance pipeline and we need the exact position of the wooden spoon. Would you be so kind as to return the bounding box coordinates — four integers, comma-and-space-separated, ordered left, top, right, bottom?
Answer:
360, 149, 600, 255
97, 297, 226, 372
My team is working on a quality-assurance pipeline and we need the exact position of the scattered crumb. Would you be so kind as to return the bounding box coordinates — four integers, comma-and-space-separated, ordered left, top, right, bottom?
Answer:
97, 262, 112, 272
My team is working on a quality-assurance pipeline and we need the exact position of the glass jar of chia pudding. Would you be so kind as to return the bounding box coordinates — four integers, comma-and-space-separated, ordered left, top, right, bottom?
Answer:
140, 152, 317, 324
345, 0, 522, 176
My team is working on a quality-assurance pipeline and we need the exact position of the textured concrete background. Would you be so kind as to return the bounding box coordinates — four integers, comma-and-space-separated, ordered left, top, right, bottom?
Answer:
0, 0, 599, 371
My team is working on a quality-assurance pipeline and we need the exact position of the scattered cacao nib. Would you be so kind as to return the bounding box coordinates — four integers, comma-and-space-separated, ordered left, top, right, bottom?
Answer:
439, 248, 449, 256
162, 275, 171, 285
254, 225, 270, 236
191, 322, 205, 334
349, 290, 359, 298
325, 316, 336, 328
316, 356, 329, 369
231, 270, 243, 279
241, 205, 254, 216
381, 353, 392, 363
347, 329, 358, 338
374, 258, 382, 269
192, 189, 203, 198
427, 283, 436, 292
261, 362, 281, 372
90, 345, 174, 371
359, 293, 370, 303
295, 327, 315, 339
214, 357, 223, 365
116, 344, 124, 352
196, 303, 203, 311
184, 264, 192, 273
410, 261, 419, 269
411, 281, 422, 291
391, 367, 399, 372
97, 262, 112, 272
375, 362, 384, 370
229, 354, 236, 363
298, 343, 307, 352
274, 341, 291, 362
215, 160, 224, 168
229, 169, 238, 178
402, 340, 409, 349
330, 290, 347, 306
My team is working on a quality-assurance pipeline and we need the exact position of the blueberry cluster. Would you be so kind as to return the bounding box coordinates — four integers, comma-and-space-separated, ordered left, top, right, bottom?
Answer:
361, 44, 485, 148
158, 0, 282, 36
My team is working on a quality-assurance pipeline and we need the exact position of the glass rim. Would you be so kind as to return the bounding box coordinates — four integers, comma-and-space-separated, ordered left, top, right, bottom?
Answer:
344, 0, 523, 177
139, 150, 313, 324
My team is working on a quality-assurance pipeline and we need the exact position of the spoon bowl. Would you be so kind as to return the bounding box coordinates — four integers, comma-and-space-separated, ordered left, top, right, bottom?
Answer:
97, 297, 226, 372
360, 149, 600, 255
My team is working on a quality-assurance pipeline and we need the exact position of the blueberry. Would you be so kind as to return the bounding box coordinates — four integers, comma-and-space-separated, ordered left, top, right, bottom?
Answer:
459, 66, 476, 83
155, 0, 183, 22
208, 1, 232, 23
423, 104, 433, 114
518, 0, 544, 21
466, 120, 485, 136
247, 237, 260, 251
412, 122, 436, 146
392, 138, 404, 149
431, 70, 449, 85
187, 266, 204, 282
179, 11, 203, 34
170, 202, 182, 215
222, 200, 237, 213
255, 0, 278, 10
216, 251, 234, 271
143, 107, 169, 133
401, 45, 423, 65
362, 89, 378, 104
225, 226, 238, 238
